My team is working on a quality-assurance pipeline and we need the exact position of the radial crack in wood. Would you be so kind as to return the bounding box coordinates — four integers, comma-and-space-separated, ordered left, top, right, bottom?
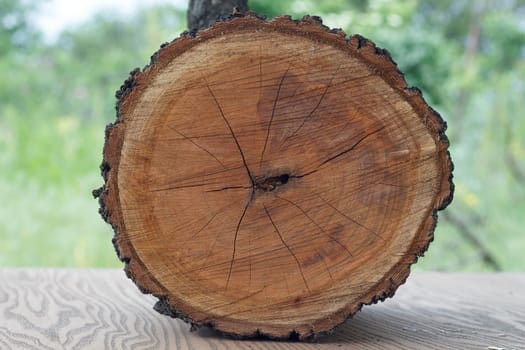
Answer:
95, 13, 454, 340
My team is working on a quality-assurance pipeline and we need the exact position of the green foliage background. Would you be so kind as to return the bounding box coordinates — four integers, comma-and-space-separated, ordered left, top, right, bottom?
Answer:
1, 0, 524, 270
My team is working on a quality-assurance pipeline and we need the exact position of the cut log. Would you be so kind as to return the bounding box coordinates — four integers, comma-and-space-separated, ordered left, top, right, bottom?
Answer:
95, 14, 453, 340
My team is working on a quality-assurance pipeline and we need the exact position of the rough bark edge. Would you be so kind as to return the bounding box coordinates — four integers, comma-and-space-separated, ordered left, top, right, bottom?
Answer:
93, 12, 454, 341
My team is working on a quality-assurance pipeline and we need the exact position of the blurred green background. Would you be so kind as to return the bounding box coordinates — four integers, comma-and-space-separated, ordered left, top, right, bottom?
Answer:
1, 0, 524, 270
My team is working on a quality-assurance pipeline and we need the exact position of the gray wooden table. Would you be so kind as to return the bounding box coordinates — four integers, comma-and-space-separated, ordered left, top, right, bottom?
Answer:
1, 269, 523, 349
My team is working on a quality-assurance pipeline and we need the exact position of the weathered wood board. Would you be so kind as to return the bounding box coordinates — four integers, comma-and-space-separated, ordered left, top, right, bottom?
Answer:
1, 269, 523, 349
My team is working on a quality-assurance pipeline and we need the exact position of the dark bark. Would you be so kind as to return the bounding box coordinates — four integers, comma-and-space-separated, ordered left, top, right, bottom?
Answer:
187, 0, 249, 31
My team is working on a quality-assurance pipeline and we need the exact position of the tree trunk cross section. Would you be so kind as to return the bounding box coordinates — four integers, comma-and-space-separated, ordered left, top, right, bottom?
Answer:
96, 14, 453, 339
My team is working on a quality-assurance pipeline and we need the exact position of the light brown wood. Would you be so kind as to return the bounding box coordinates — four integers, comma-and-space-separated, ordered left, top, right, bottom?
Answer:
1, 269, 523, 349
95, 14, 453, 339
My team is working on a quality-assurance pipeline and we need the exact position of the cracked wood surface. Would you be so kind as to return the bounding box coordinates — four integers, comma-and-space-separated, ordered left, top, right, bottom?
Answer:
96, 14, 453, 339
2, 269, 524, 350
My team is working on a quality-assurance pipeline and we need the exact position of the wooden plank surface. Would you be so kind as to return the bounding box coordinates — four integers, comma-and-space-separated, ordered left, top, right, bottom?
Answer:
0, 269, 523, 349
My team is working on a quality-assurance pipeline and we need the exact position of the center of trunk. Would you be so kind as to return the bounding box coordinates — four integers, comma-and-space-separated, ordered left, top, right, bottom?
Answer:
254, 174, 290, 192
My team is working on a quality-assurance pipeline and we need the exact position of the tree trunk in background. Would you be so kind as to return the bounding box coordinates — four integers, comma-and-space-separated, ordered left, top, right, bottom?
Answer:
188, 0, 249, 31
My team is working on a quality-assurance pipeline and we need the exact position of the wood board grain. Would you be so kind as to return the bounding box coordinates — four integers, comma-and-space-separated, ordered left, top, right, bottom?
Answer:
0, 269, 523, 349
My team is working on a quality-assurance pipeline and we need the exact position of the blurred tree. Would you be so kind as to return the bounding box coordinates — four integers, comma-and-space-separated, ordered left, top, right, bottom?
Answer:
0, 0, 39, 55
0, 0, 523, 270
0, 2, 185, 267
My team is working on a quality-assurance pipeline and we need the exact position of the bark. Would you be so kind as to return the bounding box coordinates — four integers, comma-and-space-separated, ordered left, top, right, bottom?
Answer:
187, 0, 249, 31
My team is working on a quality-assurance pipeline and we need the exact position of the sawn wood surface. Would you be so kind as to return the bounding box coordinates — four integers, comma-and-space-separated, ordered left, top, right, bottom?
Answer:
1, 269, 523, 349
96, 14, 453, 338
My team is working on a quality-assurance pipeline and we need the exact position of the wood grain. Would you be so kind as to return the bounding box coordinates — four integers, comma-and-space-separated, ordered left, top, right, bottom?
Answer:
95, 13, 453, 339
1, 269, 523, 349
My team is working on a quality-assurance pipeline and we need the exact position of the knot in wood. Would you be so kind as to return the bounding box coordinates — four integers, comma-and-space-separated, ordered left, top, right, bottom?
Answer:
254, 174, 290, 192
